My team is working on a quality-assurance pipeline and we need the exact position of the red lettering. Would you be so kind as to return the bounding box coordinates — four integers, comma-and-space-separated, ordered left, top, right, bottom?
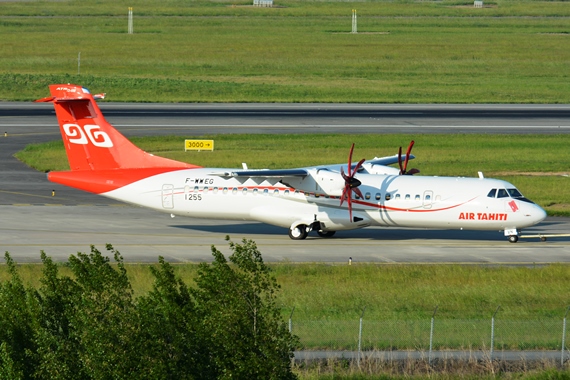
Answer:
459, 213, 465, 220
469, 213, 475, 220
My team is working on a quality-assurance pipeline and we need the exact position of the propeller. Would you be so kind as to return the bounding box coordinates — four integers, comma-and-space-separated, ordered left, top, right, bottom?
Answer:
398, 140, 420, 175
340, 143, 365, 221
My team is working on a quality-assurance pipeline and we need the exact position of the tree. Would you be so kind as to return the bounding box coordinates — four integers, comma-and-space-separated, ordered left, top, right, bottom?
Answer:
34, 251, 86, 379
136, 256, 213, 379
65, 244, 139, 379
0, 240, 297, 379
0, 253, 38, 380
192, 237, 298, 380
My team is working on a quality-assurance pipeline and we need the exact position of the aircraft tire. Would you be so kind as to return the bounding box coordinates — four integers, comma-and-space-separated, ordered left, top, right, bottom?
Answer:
289, 225, 308, 240
508, 235, 519, 243
317, 230, 336, 238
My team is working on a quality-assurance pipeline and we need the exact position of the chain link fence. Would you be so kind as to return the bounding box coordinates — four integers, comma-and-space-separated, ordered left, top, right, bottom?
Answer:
290, 307, 570, 364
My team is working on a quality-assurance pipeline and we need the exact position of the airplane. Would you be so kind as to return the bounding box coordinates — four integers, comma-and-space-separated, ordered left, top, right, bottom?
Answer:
36, 84, 547, 243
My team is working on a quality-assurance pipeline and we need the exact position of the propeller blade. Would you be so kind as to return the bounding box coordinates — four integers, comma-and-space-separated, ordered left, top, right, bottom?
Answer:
339, 144, 365, 222
403, 140, 415, 174
341, 166, 349, 182
340, 184, 350, 207
347, 191, 353, 221
353, 158, 365, 175
407, 168, 420, 175
347, 143, 355, 176
352, 186, 364, 200
398, 146, 403, 175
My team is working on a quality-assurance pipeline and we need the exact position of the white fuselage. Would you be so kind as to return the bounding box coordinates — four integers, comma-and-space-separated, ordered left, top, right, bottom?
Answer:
103, 168, 546, 233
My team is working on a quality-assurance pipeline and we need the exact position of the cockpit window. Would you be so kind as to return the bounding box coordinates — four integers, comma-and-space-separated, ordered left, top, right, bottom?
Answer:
488, 187, 535, 204
497, 189, 509, 198
507, 188, 535, 204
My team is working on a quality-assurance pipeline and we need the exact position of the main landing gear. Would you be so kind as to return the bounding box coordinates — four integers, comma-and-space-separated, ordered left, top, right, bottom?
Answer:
288, 223, 336, 240
288, 224, 309, 240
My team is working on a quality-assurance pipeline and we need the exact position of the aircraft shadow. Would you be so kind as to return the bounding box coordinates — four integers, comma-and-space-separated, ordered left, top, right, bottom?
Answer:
170, 223, 513, 242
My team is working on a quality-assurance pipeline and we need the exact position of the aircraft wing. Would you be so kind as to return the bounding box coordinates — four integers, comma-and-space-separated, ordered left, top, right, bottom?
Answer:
210, 168, 308, 178
366, 154, 414, 167
209, 154, 414, 178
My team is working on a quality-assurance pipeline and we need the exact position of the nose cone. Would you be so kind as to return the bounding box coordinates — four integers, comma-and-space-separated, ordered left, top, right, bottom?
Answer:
534, 205, 548, 224
526, 203, 547, 226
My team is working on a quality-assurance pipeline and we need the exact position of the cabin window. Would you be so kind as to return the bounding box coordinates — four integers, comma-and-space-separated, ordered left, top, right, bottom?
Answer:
487, 189, 497, 198
385, 193, 391, 201
355, 193, 361, 200
232, 188, 238, 195
415, 194, 420, 201
435, 195, 441, 201
253, 188, 258, 195
273, 189, 279, 196
395, 194, 401, 200
203, 187, 209, 193
284, 190, 290, 195
242, 188, 248, 194
365, 192, 371, 200
263, 189, 269, 195
194, 186, 199, 193
425, 194, 431, 201
375, 193, 381, 200
213, 187, 218, 194
405, 194, 411, 200
222, 187, 228, 194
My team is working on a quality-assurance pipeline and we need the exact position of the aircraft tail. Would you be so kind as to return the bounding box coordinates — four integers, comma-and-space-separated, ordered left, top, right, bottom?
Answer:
37, 84, 199, 194
36, 84, 197, 171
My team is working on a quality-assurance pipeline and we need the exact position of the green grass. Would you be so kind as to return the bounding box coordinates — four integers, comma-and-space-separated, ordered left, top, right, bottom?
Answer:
1, 261, 569, 350
14, 133, 570, 216
2, 0, 570, 102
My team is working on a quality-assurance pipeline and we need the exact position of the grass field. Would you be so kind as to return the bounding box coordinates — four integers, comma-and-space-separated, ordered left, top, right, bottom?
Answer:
15, 133, 570, 215
1, 258, 569, 351
2, 0, 570, 102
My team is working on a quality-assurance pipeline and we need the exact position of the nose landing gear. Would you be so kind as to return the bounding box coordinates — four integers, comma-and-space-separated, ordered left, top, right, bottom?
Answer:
504, 228, 519, 243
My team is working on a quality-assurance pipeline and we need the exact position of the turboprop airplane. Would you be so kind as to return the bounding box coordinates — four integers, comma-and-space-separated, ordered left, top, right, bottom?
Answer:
36, 84, 546, 243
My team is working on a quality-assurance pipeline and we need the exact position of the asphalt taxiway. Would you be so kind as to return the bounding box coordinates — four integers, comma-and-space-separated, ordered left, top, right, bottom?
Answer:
2, 205, 570, 263
1, 103, 569, 263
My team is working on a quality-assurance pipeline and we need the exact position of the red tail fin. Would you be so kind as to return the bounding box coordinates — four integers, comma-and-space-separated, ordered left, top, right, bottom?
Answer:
36, 84, 197, 171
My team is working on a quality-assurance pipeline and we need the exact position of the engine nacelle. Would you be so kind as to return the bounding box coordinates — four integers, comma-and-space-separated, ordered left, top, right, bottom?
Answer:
362, 163, 400, 175
315, 210, 371, 231
281, 168, 345, 197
